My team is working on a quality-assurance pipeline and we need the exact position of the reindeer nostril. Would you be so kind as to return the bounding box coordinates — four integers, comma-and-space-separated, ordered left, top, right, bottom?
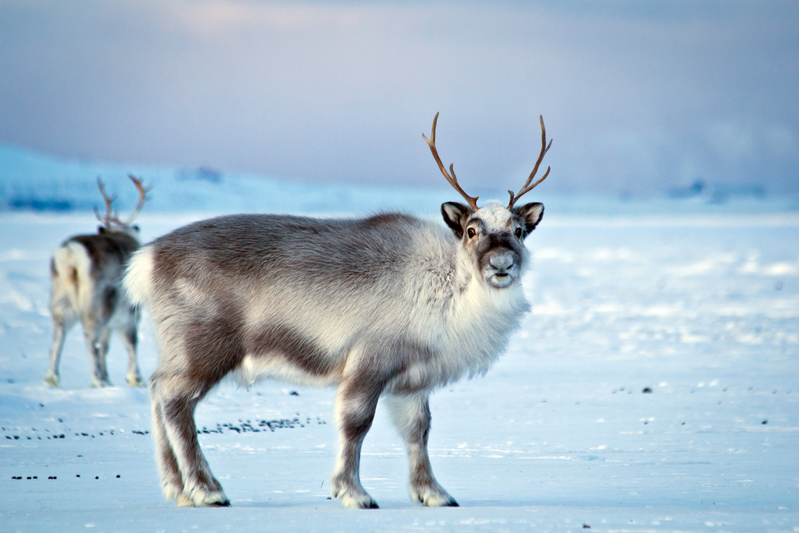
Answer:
489, 255, 515, 272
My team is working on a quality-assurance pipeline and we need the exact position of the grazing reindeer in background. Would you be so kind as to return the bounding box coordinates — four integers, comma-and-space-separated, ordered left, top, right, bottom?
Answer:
45, 175, 149, 388
124, 114, 553, 508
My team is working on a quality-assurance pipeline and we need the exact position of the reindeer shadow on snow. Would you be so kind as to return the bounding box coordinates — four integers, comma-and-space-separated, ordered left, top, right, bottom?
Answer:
125, 113, 554, 509
45, 175, 150, 388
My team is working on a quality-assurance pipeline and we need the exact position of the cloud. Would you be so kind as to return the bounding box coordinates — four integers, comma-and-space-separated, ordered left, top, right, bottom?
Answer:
173, 1, 368, 34
0, 0, 797, 194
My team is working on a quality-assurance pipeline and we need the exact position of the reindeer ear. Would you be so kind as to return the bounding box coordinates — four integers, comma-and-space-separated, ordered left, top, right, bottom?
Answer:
441, 202, 472, 239
513, 202, 544, 236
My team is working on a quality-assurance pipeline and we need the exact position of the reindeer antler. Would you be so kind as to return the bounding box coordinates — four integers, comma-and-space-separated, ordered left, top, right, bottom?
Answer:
507, 115, 552, 210
423, 113, 480, 212
94, 177, 117, 230
113, 174, 149, 227
93, 175, 149, 230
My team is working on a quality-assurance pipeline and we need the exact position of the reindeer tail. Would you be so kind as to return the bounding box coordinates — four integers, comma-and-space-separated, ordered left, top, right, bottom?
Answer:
123, 245, 155, 306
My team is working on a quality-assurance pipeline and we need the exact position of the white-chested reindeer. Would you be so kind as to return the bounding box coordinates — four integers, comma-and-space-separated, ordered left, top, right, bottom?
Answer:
124, 114, 553, 508
45, 175, 149, 388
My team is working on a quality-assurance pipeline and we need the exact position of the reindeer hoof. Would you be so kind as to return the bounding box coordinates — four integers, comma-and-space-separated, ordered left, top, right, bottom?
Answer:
183, 485, 230, 507
411, 484, 458, 507
127, 376, 146, 387
91, 379, 112, 388
175, 492, 230, 507
210, 499, 231, 507
340, 494, 379, 509
332, 484, 379, 509
44, 373, 60, 387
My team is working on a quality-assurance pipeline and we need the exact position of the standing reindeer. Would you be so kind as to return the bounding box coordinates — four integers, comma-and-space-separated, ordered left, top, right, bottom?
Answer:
124, 114, 553, 508
45, 175, 149, 388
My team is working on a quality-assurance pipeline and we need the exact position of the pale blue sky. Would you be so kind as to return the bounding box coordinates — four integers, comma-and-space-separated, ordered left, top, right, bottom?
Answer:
1, 0, 797, 194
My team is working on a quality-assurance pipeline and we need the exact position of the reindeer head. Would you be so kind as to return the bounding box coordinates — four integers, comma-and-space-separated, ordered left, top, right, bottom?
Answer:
95, 174, 149, 237
423, 113, 550, 289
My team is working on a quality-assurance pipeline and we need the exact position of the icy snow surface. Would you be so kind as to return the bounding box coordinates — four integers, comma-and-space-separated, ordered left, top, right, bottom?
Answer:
1, 207, 798, 531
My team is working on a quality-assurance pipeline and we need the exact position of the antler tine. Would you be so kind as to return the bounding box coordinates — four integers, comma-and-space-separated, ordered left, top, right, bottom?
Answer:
113, 174, 149, 226
423, 112, 479, 212
94, 177, 117, 230
507, 115, 553, 209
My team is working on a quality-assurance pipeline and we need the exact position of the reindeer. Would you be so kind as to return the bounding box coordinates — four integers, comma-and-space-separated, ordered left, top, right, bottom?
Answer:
124, 114, 553, 508
45, 175, 149, 388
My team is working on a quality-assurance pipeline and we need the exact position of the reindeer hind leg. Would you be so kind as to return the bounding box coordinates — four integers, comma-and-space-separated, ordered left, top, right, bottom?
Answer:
154, 371, 230, 507
46, 270, 78, 387
148, 316, 243, 507
148, 385, 187, 504
45, 313, 75, 387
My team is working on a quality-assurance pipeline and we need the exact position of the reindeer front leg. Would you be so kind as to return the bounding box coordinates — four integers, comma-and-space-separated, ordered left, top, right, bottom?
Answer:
96, 327, 112, 383
120, 321, 144, 387
330, 377, 382, 509
82, 318, 112, 387
385, 392, 458, 507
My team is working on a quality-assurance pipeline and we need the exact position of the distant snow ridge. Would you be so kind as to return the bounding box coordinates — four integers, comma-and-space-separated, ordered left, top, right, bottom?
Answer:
1, 143, 797, 216
667, 179, 767, 204
0, 143, 446, 215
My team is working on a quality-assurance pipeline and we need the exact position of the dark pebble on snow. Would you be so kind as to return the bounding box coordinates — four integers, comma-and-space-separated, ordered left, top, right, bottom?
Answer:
642, 387, 652, 393
762, 420, 768, 425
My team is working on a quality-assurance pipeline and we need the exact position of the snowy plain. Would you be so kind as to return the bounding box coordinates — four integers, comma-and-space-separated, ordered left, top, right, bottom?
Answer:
1, 151, 798, 532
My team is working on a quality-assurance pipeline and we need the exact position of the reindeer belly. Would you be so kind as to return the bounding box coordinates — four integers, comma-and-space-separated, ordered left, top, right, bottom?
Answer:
236, 322, 344, 387
236, 355, 341, 387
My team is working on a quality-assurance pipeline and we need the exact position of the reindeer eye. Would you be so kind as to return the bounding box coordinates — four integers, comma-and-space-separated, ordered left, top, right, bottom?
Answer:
467, 227, 476, 239
515, 228, 523, 238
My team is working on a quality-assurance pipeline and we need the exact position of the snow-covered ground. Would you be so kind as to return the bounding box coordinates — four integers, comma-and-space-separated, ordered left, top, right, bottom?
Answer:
1, 204, 797, 532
